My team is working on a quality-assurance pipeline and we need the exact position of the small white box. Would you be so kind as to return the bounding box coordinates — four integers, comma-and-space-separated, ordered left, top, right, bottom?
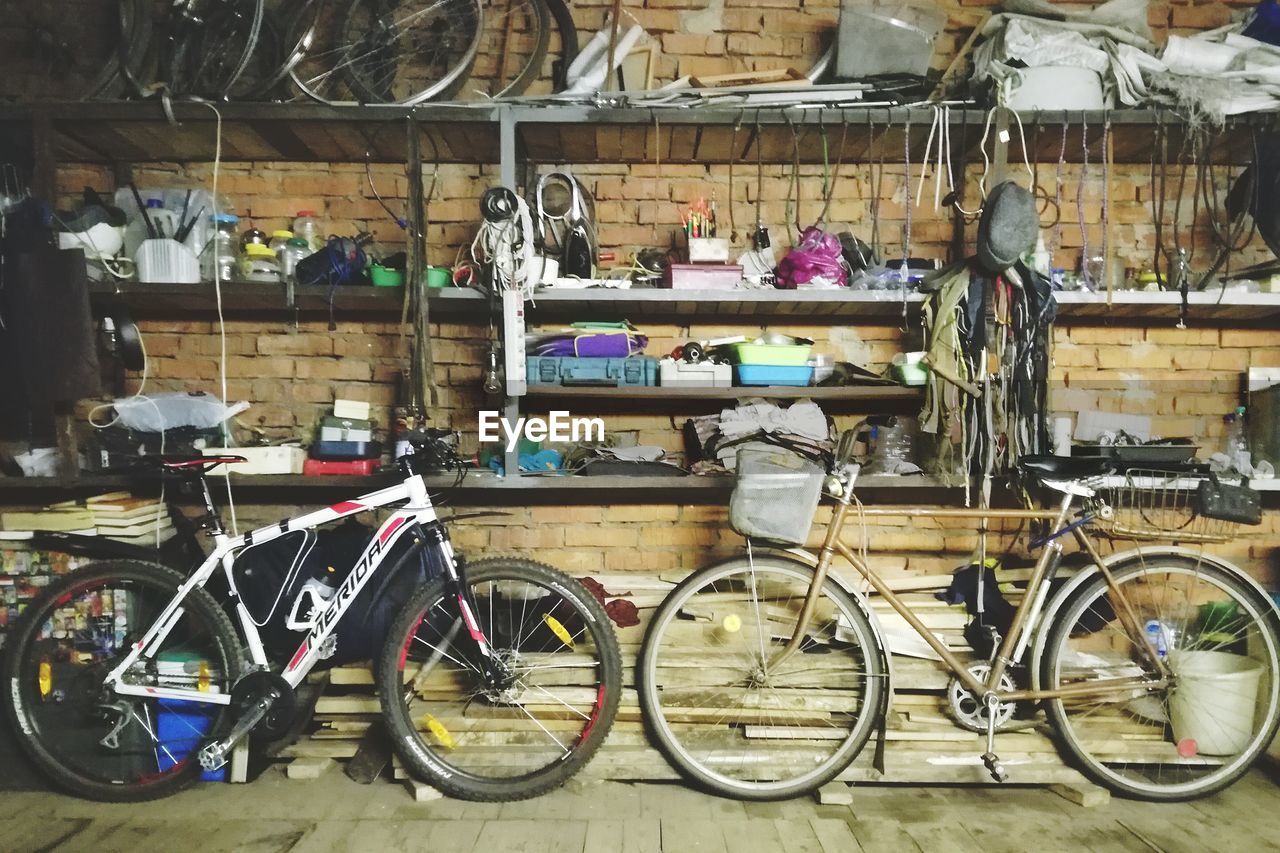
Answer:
688, 238, 730, 263
320, 425, 373, 442
332, 399, 371, 420
204, 446, 305, 476
659, 358, 732, 388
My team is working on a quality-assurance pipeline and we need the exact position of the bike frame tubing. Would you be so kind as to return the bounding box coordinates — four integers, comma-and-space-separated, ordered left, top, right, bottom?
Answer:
769, 491, 1169, 702
103, 472, 486, 707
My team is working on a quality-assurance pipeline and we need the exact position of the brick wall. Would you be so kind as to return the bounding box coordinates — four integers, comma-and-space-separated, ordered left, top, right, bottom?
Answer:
39, 0, 1280, 588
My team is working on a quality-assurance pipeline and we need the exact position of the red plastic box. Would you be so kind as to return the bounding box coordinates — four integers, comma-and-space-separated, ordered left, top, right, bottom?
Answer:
303, 458, 379, 476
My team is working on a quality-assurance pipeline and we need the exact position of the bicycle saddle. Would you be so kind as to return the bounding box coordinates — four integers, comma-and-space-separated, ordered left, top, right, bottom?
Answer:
145, 454, 247, 473
1018, 455, 1114, 481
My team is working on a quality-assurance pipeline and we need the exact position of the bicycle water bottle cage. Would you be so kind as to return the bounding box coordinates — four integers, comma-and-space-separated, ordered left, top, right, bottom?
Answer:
285, 579, 333, 631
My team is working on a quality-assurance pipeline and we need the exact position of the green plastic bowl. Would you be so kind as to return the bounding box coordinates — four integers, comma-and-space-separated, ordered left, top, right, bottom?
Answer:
369, 264, 403, 287
892, 362, 930, 386
426, 266, 451, 288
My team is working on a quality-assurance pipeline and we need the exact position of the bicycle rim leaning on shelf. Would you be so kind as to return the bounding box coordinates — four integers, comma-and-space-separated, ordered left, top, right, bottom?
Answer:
1, 561, 242, 802
166, 0, 265, 99
290, 0, 483, 105
1039, 556, 1280, 801
638, 555, 886, 800
377, 557, 622, 801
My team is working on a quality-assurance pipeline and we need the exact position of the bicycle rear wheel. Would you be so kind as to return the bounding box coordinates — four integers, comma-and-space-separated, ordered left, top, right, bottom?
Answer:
638, 556, 886, 800
291, 0, 482, 105
378, 557, 621, 800
1040, 556, 1280, 801
2, 561, 242, 802
167, 0, 265, 99
1, 0, 139, 100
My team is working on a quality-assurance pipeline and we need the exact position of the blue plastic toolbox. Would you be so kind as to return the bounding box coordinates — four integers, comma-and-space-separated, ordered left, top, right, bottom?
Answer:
735, 365, 814, 387
526, 356, 658, 387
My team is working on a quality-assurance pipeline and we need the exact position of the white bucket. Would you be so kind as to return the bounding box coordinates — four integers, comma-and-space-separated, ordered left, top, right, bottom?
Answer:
1170, 650, 1264, 756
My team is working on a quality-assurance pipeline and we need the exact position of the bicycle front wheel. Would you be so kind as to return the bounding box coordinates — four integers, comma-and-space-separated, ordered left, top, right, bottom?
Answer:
378, 557, 621, 800
1, 561, 242, 802
1040, 556, 1280, 801
638, 556, 886, 800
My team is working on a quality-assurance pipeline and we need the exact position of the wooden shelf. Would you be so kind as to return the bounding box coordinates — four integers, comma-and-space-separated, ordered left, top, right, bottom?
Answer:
522, 384, 920, 412
1, 102, 1269, 166
86, 281, 486, 319
0, 471, 958, 506
0, 101, 500, 164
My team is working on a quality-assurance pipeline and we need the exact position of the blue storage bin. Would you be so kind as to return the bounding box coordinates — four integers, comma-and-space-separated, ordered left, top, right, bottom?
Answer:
526, 356, 658, 387
735, 365, 815, 387
156, 699, 226, 782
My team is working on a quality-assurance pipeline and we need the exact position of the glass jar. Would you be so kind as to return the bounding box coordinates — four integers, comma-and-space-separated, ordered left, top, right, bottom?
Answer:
238, 243, 280, 283
200, 213, 240, 283
279, 236, 311, 282
268, 229, 293, 257
292, 210, 324, 253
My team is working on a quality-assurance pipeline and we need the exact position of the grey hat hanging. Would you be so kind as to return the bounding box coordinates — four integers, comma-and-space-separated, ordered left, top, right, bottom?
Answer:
975, 180, 1038, 273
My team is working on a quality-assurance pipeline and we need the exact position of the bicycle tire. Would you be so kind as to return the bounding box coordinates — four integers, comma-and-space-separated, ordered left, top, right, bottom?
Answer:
482, 0, 550, 98
1039, 556, 1280, 801
378, 557, 622, 800
233, 0, 323, 101
638, 556, 886, 800
112, 0, 156, 99
2, 561, 243, 802
542, 0, 578, 92
341, 0, 483, 105
168, 0, 265, 99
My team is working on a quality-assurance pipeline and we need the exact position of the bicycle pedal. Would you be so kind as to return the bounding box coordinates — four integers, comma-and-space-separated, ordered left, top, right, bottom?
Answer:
981, 751, 1009, 783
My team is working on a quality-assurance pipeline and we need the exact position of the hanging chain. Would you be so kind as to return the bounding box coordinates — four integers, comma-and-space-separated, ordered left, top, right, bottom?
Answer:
1077, 112, 1090, 289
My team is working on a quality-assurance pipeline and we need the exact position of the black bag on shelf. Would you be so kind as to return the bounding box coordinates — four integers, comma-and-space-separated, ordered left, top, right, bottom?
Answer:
1197, 474, 1263, 525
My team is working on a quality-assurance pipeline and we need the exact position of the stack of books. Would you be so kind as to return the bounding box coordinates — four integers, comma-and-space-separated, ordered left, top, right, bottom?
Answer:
1, 503, 96, 534
86, 493, 174, 544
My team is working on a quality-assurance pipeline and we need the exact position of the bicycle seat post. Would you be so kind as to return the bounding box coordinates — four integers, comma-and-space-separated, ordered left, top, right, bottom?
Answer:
194, 469, 224, 537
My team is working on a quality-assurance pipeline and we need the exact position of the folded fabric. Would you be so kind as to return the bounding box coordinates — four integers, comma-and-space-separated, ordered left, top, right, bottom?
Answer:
718, 400, 829, 442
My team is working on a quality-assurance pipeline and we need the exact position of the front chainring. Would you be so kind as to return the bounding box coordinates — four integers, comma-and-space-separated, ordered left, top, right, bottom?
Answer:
230, 671, 297, 738
946, 663, 1018, 733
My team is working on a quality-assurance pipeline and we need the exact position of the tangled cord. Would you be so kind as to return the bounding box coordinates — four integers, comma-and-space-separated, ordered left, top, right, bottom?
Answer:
471, 187, 535, 296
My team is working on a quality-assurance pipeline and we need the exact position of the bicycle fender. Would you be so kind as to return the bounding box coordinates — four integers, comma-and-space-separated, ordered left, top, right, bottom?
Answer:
1029, 545, 1264, 691
708, 548, 896, 717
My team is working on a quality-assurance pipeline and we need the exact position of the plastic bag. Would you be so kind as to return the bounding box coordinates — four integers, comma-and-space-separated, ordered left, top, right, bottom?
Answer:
774, 227, 848, 289
114, 391, 250, 433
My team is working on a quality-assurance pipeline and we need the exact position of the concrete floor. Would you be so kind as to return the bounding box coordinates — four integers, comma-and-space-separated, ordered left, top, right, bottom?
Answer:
4, 767, 1280, 853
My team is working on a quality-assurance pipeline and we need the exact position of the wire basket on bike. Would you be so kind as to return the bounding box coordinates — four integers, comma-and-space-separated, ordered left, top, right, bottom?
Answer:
1095, 468, 1242, 543
729, 443, 825, 546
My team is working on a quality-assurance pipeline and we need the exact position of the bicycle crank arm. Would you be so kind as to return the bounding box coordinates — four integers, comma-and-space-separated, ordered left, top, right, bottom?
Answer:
197, 687, 280, 771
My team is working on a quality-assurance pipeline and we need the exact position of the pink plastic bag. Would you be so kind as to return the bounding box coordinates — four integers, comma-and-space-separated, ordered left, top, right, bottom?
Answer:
774, 227, 848, 289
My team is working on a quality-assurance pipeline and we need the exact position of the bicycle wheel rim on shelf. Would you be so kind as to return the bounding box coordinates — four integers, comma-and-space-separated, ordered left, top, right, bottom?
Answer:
290, 0, 483, 106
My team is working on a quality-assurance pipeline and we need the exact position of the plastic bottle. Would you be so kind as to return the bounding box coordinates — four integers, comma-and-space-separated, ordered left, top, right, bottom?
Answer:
1144, 619, 1178, 658
292, 211, 324, 253
200, 213, 240, 283
1224, 405, 1251, 475
279, 236, 311, 283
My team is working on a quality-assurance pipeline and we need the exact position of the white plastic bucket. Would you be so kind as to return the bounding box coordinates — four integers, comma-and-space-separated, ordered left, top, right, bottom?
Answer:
1170, 650, 1264, 756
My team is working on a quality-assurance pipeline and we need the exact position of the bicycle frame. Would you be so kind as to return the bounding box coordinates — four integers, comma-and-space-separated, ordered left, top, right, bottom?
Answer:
768, 482, 1171, 703
103, 470, 485, 708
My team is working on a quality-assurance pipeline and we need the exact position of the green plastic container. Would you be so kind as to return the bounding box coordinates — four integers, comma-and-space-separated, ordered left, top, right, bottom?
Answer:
426, 266, 451, 288
369, 264, 403, 287
731, 343, 812, 366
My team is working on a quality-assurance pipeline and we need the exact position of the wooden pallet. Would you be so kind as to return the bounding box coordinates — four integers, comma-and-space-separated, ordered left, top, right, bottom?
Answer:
282, 569, 1109, 796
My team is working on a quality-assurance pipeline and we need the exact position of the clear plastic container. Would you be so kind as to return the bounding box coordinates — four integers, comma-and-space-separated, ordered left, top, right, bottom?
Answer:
200, 213, 240, 283
1224, 406, 1251, 475
279, 236, 311, 282
292, 210, 325, 253
268, 229, 294, 257
238, 243, 280, 283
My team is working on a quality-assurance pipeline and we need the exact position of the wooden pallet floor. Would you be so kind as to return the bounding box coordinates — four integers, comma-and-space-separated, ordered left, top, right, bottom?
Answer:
280, 568, 1118, 795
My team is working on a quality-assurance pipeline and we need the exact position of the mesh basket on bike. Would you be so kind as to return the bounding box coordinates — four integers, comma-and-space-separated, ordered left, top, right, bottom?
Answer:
729, 443, 825, 546
1096, 468, 1249, 543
